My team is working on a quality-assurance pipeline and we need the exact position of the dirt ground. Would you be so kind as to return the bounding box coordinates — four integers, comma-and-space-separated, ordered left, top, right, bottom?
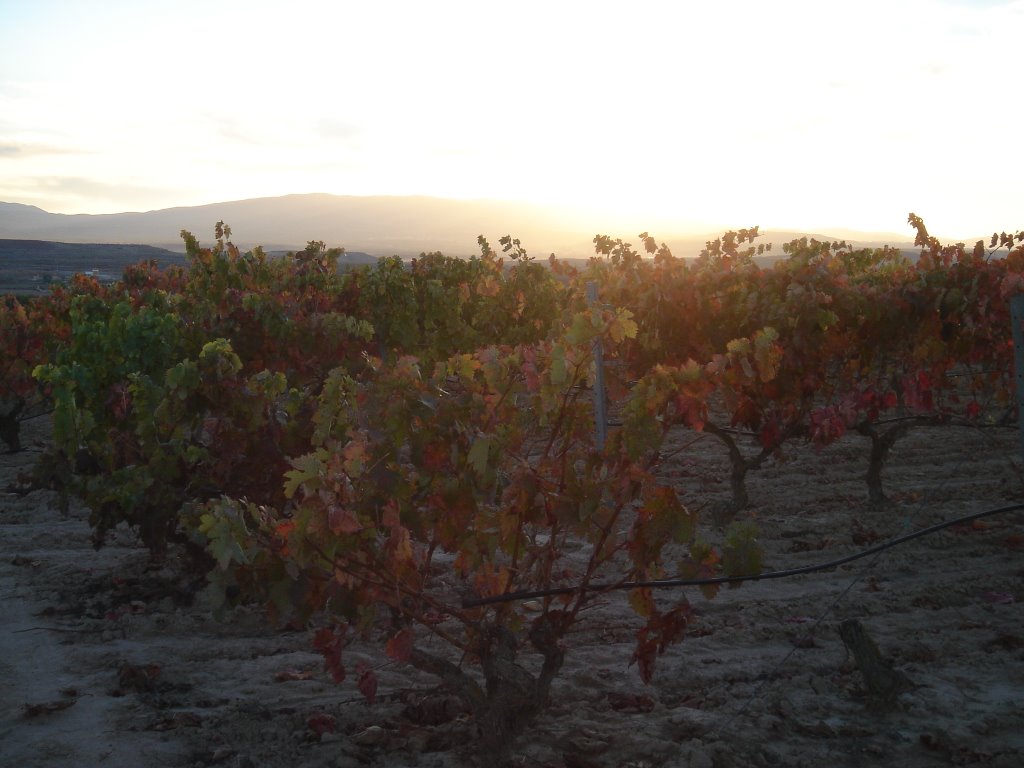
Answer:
2, 415, 1022, 768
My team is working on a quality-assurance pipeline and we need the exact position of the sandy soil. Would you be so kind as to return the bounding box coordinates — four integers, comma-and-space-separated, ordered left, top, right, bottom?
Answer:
2, 416, 1023, 768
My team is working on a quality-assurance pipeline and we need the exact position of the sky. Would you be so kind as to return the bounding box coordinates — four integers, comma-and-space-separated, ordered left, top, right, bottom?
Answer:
0, 0, 1021, 240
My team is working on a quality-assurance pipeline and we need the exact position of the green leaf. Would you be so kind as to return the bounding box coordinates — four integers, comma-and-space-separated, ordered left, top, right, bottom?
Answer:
642, 485, 696, 544
467, 435, 492, 477
198, 338, 242, 379
313, 367, 355, 447
342, 439, 368, 477
452, 354, 480, 381
549, 345, 568, 386
564, 312, 594, 346
284, 453, 323, 499
723, 521, 762, 588
816, 309, 839, 330
199, 507, 249, 570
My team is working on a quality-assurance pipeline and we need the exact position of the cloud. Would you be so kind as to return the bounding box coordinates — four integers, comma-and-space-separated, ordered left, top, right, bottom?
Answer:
0, 141, 81, 159
0, 176, 187, 214
204, 113, 269, 146
317, 118, 362, 143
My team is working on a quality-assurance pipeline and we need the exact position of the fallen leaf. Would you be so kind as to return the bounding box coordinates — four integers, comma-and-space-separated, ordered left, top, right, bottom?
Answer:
274, 669, 314, 682
851, 521, 882, 546
563, 752, 602, 768
562, 730, 608, 754
147, 712, 203, 730
117, 662, 161, 693
983, 591, 1015, 605
790, 633, 818, 648
402, 693, 467, 725
24, 699, 76, 717
607, 691, 656, 713
674, 693, 705, 709
983, 634, 1024, 651
353, 725, 388, 746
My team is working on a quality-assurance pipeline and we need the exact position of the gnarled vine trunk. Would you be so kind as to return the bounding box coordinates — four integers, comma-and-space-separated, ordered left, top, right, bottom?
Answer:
0, 397, 25, 452
409, 618, 565, 763
857, 417, 943, 505
704, 422, 774, 522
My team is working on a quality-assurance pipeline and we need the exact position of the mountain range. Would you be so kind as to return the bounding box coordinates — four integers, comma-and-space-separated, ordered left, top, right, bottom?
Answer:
0, 194, 917, 260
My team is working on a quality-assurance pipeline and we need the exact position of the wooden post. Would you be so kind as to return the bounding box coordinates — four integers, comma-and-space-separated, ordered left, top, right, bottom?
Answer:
587, 281, 608, 451
1011, 295, 1024, 459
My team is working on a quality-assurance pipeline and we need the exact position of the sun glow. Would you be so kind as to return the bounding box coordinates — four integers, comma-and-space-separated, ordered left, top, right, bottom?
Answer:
1, 0, 1021, 240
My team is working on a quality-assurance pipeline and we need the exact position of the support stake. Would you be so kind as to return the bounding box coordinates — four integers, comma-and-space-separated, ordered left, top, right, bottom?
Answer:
1011, 294, 1024, 460
587, 281, 608, 451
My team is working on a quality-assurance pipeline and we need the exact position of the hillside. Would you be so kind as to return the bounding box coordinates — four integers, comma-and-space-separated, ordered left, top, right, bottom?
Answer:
0, 239, 186, 293
0, 196, 917, 260
0, 196, 600, 257
0, 239, 377, 294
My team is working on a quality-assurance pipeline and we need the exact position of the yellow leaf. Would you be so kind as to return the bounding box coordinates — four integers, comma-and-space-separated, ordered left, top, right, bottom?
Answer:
628, 587, 655, 618
610, 309, 639, 343
726, 337, 750, 355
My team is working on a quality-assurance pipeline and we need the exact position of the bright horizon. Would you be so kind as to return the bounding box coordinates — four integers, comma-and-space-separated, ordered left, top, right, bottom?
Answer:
1, 0, 1021, 242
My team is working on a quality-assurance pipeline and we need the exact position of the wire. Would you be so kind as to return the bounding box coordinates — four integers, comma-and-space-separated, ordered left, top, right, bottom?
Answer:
461, 502, 1024, 609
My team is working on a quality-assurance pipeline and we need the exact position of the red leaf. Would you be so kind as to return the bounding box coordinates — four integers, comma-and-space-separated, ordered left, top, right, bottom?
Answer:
275, 520, 295, 543
385, 628, 414, 663
422, 442, 449, 473
758, 420, 781, 450
307, 712, 336, 736
313, 626, 347, 683
328, 507, 362, 535
675, 395, 706, 431
382, 500, 401, 530
357, 663, 378, 705
730, 397, 761, 430
522, 359, 540, 392
632, 637, 658, 684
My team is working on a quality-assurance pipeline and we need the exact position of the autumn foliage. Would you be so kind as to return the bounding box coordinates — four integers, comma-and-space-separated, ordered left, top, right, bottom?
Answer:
5, 214, 1022, 757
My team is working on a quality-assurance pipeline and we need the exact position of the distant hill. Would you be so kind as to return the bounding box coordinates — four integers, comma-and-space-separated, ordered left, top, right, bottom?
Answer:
0, 196, 601, 257
264, 250, 379, 267
0, 195, 920, 260
0, 238, 378, 294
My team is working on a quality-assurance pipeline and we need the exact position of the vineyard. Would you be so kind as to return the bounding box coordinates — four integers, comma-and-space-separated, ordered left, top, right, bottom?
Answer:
2, 216, 1023, 767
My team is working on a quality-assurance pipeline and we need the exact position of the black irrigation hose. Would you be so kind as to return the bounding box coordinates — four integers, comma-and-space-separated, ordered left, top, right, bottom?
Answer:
461, 502, 1024, 609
